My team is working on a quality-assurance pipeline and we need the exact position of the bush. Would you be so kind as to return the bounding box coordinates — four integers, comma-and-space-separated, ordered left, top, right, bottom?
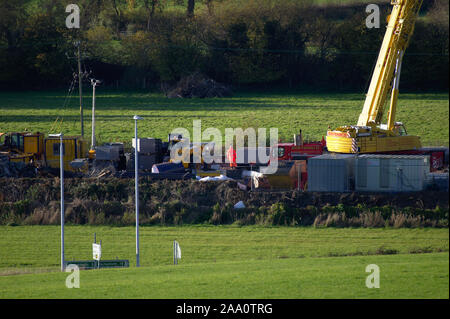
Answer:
0, 178, 448, 227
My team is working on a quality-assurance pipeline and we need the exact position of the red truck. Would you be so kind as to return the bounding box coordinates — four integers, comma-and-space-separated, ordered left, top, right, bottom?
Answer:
275, 139, 326, 161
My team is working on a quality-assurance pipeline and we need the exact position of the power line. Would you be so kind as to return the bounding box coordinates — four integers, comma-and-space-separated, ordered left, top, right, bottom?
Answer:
0, 40, 448, 56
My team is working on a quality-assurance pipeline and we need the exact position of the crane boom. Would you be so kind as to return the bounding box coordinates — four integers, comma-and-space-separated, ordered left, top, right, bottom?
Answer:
358, 0, 423, 128
326, 0, 423, 154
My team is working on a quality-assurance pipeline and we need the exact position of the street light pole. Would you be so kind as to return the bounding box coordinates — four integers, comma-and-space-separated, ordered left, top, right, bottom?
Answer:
90, 79, 100, 150
77, 42, 84, 138
60, 133, 64, 271
133, 115, 143, 267
50, 133, 64, 271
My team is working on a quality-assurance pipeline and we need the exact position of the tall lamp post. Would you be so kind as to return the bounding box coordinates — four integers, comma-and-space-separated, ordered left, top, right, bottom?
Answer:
90, 79, 101, 150
50, 133, 64, 271
133, 115, 143, 267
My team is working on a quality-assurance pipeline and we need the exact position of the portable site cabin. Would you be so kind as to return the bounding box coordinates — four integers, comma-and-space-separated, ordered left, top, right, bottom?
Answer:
355, 154, 429, 192
44, 136, 87, 171
425, 173, 449, 191
307, 154, 356, 192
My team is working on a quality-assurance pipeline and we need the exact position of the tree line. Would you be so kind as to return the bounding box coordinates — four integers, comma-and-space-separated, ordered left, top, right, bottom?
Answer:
0, 0, 448, 91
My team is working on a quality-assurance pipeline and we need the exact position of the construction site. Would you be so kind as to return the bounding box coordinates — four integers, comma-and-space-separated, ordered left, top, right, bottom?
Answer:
0, 0, 448, 227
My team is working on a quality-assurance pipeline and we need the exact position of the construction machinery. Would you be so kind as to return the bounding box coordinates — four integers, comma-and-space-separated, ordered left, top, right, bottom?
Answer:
274, 130, 326, 161
166, 134, 213, 170
327, 0, 423, 154
250, 129, 327, 190
0, 131, 88, 172
0, 132, 45, 163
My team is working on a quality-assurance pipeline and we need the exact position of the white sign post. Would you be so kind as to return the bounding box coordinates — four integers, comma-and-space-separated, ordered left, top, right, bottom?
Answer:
93, 242, 101, 268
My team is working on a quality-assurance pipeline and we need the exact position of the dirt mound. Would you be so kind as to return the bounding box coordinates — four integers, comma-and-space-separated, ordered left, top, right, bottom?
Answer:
166, 73, 232, 98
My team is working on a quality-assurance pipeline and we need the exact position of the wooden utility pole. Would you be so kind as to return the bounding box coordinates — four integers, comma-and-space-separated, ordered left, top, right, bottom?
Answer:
187, 0, 195, 17
77, 42, 84, 137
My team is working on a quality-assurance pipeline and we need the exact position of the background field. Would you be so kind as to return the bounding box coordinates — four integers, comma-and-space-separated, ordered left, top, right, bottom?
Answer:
0, 225, 448, 298
0, 91, 448, 147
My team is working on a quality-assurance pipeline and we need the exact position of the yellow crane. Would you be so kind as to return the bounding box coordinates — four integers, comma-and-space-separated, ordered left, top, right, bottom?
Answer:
326, 0, 423, 154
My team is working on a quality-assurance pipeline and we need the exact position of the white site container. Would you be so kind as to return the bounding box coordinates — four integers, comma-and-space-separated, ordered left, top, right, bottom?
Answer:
355, 154, 429, 192
307, 154, 356, 192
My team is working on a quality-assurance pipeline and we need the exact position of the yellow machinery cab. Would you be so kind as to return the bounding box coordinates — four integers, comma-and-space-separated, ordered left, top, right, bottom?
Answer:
0, 132, 44, 163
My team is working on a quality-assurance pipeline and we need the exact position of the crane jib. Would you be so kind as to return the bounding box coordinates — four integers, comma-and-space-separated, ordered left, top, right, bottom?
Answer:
357, 0, 423, 128
327, 0, 423, 154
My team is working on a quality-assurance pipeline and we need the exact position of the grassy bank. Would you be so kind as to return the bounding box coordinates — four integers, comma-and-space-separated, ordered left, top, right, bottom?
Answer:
0, 253, 448, 299
0, 225, 448, 298
0, 225, 448, 269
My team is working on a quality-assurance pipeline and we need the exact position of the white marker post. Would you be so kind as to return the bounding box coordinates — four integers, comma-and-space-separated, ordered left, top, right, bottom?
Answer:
133, 115, 143, 267
173, 240, 181, 265
50, 133, 64, 271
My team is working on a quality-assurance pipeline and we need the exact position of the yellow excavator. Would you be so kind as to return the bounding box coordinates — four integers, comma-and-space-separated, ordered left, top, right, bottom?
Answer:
327, 0, 423, 154
0, 131, 87, 171
0, 132, 44, 163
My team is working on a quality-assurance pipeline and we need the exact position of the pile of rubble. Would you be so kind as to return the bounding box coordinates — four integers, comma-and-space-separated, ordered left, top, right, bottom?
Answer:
0, 155, 37, 178
85, 161, 116, 178
166, 73, 232, 98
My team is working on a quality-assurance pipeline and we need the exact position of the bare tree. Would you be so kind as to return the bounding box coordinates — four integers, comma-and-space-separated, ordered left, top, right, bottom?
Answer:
111, 0, 120, 18
143, 0, 158, 31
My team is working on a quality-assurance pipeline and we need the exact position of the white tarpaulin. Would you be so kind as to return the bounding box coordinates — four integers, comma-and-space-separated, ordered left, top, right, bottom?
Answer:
197, 174, 233, 182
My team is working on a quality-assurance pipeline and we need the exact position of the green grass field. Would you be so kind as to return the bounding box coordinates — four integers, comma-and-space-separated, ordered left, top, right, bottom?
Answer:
0, 91, 448, 147
0, 225, 448, 298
